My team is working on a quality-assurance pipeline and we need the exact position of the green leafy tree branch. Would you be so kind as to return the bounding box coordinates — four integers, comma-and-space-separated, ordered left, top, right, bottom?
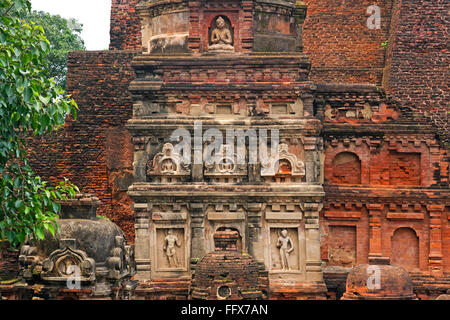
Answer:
0, 0, 79, 248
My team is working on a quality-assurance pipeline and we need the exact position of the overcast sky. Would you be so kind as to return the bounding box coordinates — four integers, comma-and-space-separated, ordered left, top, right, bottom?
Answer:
31, 0, 111, 50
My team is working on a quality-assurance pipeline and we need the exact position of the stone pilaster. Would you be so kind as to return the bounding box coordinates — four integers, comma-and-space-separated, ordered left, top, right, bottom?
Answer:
304, 203, 323, 282
134, 203, 151, 280
132, 136, 147, 182
303, 136, 319, 183
241, 0, 254, 52
190, 203, 206, 266
187, 1, 200, 52
247, 203, 264, 265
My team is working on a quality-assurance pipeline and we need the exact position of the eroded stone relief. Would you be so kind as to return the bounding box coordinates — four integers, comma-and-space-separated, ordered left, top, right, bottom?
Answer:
277, 229, 295, 271
261, 143, 305, 181
163, 230, 182, 268
270, 227, 300, 272
156, 228, 186, 270
147, 143, 190, 182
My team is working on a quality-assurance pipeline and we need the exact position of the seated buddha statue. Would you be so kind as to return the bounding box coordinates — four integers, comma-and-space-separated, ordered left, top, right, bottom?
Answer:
209, 16, 234, 51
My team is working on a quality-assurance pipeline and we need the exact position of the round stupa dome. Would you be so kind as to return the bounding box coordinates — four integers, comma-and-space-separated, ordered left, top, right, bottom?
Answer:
342, 264, 416, 300
191, 229, 263, 300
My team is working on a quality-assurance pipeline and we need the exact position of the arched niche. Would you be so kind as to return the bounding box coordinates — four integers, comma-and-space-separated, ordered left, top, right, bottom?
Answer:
391, 227, 420, 271
331, 152, 361, 184
208, 15, 234, 51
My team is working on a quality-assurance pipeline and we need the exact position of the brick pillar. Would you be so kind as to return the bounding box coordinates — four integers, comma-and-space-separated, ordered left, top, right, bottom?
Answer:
367, 203, 388, 264
241, 0, 254, 53
188, 1, 201, 53
304, 203, 323, 281
134, 203, 151, 280
427, 204, 444, 277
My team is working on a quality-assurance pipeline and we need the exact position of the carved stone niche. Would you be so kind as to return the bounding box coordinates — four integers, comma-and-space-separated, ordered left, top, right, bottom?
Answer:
40, 239, 96, 282
133, 101, 161, 118
148, 204, 189, 278
17, 193, 137, 300
153, 227, 188, 272
266, 224, 305, 278
261, 143, 306, 183
204, 144, 247, 184
147, 143, 191, 183
208, 16, 234, 52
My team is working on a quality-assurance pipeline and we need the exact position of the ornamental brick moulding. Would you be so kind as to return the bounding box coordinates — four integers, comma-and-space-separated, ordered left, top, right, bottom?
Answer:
127, 0, 327, 300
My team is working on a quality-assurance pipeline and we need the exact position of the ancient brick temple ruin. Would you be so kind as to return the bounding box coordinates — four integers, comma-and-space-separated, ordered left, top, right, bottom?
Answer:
1, 0, 448, 300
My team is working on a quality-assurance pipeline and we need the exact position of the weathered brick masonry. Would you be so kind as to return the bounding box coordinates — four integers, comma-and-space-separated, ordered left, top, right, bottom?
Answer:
110, 0, 141, 50
29, 51, 139, 242
303, 0, 394, 84
383, 0, 449, 144
18, 0, 448, 299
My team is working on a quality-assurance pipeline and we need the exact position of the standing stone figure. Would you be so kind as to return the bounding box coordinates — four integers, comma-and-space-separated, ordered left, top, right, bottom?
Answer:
210, 16, 233, 50
277, 229, 294, 270
163, 230, 181, 267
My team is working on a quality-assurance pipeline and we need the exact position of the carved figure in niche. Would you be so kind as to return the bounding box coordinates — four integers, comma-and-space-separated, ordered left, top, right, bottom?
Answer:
209, 16, 233, 51
216, 145, 236, 173
362, 103, 373, 120
163, 230, 181, 267
261, 143, 305, 177
147, 142, 191, 177
56, 256, 78, 276
277, 229, 294, 271
204, 144, 246, 176
161, 158, 176, 174
218, 158, 234, 173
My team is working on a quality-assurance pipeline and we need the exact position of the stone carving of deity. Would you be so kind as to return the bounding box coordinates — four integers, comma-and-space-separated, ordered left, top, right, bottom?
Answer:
209, 16, 234, 51
276, 229, 294, 271
217, 158, 235, 173
161, 159, 176, 174
163, 230, 181, 267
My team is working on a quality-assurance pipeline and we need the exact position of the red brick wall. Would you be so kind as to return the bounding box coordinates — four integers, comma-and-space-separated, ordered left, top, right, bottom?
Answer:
66, 50, 138, 242
391, 227, 420, 271
303, 0, 393, 84
28, 51, 139, 243
383, 0, 449, 143
327, 226, 357, 267
110, 0, 141, 50
389, 152, 421, 186
329, 152, 361, 185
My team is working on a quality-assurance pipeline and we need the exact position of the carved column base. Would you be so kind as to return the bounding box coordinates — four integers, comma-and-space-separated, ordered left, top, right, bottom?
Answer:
134, 259, 151, 281
306, 260, 324, 282
428, 256, 444, 278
